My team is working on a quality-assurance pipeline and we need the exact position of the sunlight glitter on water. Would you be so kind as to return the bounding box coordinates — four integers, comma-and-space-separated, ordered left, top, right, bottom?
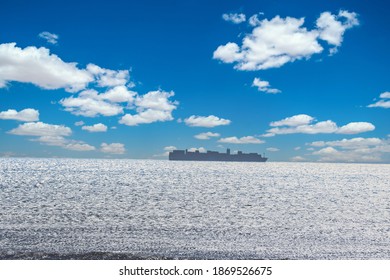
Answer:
0, 158, 389, 259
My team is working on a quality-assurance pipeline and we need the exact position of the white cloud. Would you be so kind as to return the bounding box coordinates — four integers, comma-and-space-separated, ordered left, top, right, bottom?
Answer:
194, 132, 220, 140
38, 31, 59, 44
8, 122, 72, 137
164, 146, 177, 151
135, 90, 177, 111
8, 121, 95, 152
270, 114, 314, 127
100, 85, 136, 103
308, 137, 383, 149
380, 92, 390, 99
65, 143, 95, 151
316, 11, 359, 47
100, 143, 126, 154
214, 10, 359, 70
184, 115, 231, 127
60, 89, 124, 117
368, 91, 390, 109
248, 13, 264, 27
153, 146, 177, 157
337, 122, 375, 134
266, 114, 375, 136
213, 42, 243, 63
86, 64, 130, 87
60, 86, 137, 118
34, 135, 68, 146
222, 13, 246, 24
74, 121, 85, 126
188, 147, 207, 153
0, 108, 39, 122
119, 90, 178, 126
0, 43, 93, 92
266, 147, 279, 152
120, 109, 173, 126
34, 137, 96, 151
81, 123, 108, 132
310, 137, 390, 162
252, 77, 281, 94
367, 100, 390, 109
290, 156, 306, 162
312, 146, 381, 162
218, 136, 264, 144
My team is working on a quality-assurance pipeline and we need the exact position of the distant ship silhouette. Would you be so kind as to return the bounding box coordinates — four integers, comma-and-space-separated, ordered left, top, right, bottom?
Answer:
169, 148, 267, 162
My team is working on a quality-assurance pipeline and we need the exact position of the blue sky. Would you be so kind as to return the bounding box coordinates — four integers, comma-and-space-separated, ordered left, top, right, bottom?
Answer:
0, 0, 389, 162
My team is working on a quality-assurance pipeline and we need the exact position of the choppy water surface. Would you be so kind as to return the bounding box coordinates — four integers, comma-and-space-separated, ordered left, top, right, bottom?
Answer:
1, 158, 389, 259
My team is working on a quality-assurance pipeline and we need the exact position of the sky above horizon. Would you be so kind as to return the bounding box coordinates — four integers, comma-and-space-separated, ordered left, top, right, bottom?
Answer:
0, 0, 389, 162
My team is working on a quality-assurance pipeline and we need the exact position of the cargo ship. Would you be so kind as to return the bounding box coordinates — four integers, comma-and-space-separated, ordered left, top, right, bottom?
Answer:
169, 148, 267, 162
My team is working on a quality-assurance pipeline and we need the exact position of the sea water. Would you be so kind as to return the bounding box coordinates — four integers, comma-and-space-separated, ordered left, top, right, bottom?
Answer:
0, 158, 389, 259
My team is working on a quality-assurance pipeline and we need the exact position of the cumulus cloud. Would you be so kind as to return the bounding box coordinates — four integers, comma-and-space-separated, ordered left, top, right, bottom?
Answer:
119, 109, 174, 126
74, 121, 85, 126
310, 137, 390, 162
265, 114, 374, 136
194, 132, 220, 140
81, 123, 108, 132
8, 122, 95, 151
164, 146, 177, 151
0, 43, 135, 94
270, 114, 314, 127
60, 89, 124, 117
266, 147, 279, 152
60, 86, 138, 118
135, 90, 177, 111
337, 122, 375, 134
0, 108, 39, 122
290, 156, 306, 162
367, 91, 390, 109
184, 115, 231, 127
153, 146, 178, 157
34, 135, 68, 147
38, 31, 59, 44
188, 147, 207, 153
8, 122, 72, 137
218, 136, 264, 144
252, 77, 281, 94
309, 137, 383, 149
86, 64, 130, 87
222, 13, 246, 24
213, 10, 359, 70
248, 13, 264, 27
380, 92, 390, 99
312, 146, 378, 162
213, 42, 243, 64
0, 43, 93, 92
100, 143, 126, 154
119, 90, 178, 126
316, 11, 359, 47
65, 143, 95, 151
0, 42, 179, 129
100, 85, 136, 103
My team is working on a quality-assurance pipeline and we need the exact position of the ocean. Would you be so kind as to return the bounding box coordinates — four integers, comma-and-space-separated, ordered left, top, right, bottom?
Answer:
0, 158, 389, 259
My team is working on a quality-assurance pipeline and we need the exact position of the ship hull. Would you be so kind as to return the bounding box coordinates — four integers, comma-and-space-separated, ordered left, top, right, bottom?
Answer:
169, 149, 267, 162
169, 157, 268, 162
